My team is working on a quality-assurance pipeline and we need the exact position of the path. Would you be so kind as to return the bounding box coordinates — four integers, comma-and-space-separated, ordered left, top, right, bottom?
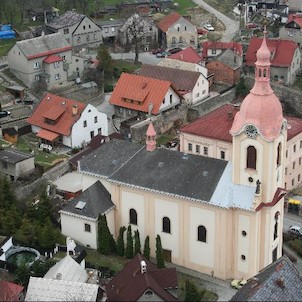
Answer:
192, 0, 240, 41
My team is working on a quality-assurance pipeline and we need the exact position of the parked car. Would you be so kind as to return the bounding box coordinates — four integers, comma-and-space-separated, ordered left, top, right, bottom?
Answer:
151, 48, 164, 55
167, 47, 182, 55
0, 111, 11, 118
156, 51, 167, 58
288, 225, 302, 238
204, 23, 214, 31
231, 279, 247, 290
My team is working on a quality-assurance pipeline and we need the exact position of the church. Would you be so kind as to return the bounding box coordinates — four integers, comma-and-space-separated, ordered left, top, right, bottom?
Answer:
60, 32, 287, 281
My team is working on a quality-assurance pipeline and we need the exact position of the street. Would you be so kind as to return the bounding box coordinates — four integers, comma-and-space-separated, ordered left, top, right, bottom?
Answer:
111, 51, 162, 65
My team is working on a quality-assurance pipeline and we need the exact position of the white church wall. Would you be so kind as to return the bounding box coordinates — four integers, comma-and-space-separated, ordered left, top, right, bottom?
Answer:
189, 206, 215, 268
237, 214, 250, 274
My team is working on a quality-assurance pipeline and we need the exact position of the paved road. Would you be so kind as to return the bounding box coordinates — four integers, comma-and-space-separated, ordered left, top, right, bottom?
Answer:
111, 51, 161, 65
284, 212, 302, 231
192, 0, 239, 42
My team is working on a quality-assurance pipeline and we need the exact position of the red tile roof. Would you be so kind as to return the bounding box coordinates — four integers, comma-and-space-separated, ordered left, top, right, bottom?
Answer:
287, 13, 302, 27
202, 41, 243, 58
245, 38, 298, 67
43, 55, 64, 63
105, 254, 178, 301
157, 12, 182, 32
180, 103, 302, 142
0, 281, 24, 301
27, 92, 86, 136
27, 46, 72, 60
37, 129, 60, 141
109, 73, 177, 115
167, 46, 203, 63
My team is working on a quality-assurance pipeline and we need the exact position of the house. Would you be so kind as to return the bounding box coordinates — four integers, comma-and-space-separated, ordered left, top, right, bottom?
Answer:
45, 10, 103, 48
206, 49, 242, 85
279, 13, 302, 46
96, 19, 125, 44
60, 181, 115, 249
105, 253, 178, 301
137, 64, 209, 105
117, 14, 158, 52
157, 12, 198, 49
0, 149, 35, 180
230, 255, 302, 301
69, 32, 287, 281
109, 72, 182, 119
0, 281, 24, 301
27, 93, 108, 149
2, 128, 18, 144
157, 46, 208, 77
245, 37, 301, 85
179, 103, 302, 191
25, 277, 100, 301
26, 6, 59, 22
7, 33, 88, 88
201, 41, 243, 61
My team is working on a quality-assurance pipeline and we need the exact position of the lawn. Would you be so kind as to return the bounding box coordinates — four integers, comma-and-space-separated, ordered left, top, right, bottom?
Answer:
0, 38, 16, 56
113, 59, 141, 76
156, 132, 176, 147
174, 0, 197, 15
293, 75, 302, 91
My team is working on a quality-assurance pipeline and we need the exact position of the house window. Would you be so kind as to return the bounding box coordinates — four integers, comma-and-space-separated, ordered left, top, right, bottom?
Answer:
196, 92, 200, 98
212, 49, 217, 55
35, 75, 40, 81
94, 116, 98, 123
300, 140, 302, 148
220, 150, 225, 159
188, 143, 192, 151
277, 143, 281, 166
112, 27, 115, 32
54, 61, 60, 68
84, 223, 91, 232
292, 179, 295, 186
2, 161, 7, 169
83, 120, 87, 127
90, 131, 94, 139
204, 146, 208, 156
170, 94, 172, 104
196, 145, 200, 154
202, 90, 206, 95
89, 24, 91, 29
294, 144, 296, 152
185, 26, 187, 31
293, 162, 296, 169
98, 128, 102, 134
179, 36, 183, 44
129, 208, 137, 225
87, 35, 90, 42
197, 225, 207, 242
54, 74, 60, 80
299, 157, 301, 165
119, 107, 123, 114
61, 55, 66, 61
64, 28, 69, 34
34, 62, 40, 69
285, 168, 287, 175
177, 27, 180, 32
172, 37, 176, 44
128, 109, 132, 115
162, 217, 171, 233
77, 36, 81, 43
83, 25, 86, 30
246, 146, 257, 169
105, 27, 109, 33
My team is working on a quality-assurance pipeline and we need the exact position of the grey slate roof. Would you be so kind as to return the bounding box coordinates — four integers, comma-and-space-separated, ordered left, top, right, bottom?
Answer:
96, 19, 125, 27
46, 10, 85, 29
0, 149, 34, 164
231, 255, 302, 301
137, 64, 201, 91
60, 181, 114, 219
16, 33, 70, 58
217, 49, 242, 70
79, 139, 256, 209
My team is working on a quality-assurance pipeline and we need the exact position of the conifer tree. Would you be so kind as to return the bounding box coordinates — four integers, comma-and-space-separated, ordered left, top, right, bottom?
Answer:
117, 226, 126, 256
184, 279, 201, 302
143, 235, 150, 260
125, 225, 133, 259
156, 235, 165, 268
98, 214, 110, 255
134, 229, 141, 255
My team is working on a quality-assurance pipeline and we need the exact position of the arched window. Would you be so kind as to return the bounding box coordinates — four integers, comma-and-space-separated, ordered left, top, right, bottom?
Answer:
246, 146, 257, 169
274, 211, 280, 240
263, 68, 267, 77
162, 217, 171, 233
197, 225, 207, 242
259, 69, 262, 77
129, 208, 137, 225
277, 143, 281, 166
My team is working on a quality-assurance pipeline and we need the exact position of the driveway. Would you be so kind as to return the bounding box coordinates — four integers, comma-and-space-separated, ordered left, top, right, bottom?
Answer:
192, 0, 239, 41
111, 51, 162, 65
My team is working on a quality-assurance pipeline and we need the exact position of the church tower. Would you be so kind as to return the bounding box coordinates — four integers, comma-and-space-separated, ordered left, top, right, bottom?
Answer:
230, 30, 287, 273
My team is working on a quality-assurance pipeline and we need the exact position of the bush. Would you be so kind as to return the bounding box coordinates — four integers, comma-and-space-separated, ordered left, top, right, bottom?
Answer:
287, 239, 302, 257
283, 232, 292, 243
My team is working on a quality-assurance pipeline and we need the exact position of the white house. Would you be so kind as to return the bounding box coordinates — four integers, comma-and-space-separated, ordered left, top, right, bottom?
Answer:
27, 93, 108, 149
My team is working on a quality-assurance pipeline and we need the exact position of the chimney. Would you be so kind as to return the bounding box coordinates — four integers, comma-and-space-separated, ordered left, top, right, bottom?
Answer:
72, 104, 78, 116
141, 260, 147, 274
276, 277, 285, 288
146, 122, 156, 152
56, 273, 62, 280
227, 111, 233, 121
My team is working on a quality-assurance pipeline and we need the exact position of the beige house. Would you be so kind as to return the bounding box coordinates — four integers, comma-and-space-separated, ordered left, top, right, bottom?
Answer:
0, 149, 35, 180
279, 13, 302, 47
157, 12, 197, 49
179, 104, 302, 191
45, 10, 103, 48
7, 33, 88, 88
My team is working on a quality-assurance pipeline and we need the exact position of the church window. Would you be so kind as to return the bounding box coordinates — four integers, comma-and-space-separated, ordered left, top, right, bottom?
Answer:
274, 212, 280, 240
292, 179, 295, 186
294, 144, 296, 152
293, 162, 296, 169
246, 146, 257, 170
242, 230, 247, 237
277, 143, 281, 166
299, 158, 301, 165
188, 143, 192, 151
162, 217, 171, 233
241, 255, 246, 260
263, 69, 266, 77
258, 69, 262, 77
204, 146, 208, 155
197, 225, 207, 242
196, 145, 200, 154
298, 174, 301, 182
129, 208, 137, 225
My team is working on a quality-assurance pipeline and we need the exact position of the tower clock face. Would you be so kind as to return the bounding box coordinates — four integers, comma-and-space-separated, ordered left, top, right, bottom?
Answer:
245, 125, 258, 138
